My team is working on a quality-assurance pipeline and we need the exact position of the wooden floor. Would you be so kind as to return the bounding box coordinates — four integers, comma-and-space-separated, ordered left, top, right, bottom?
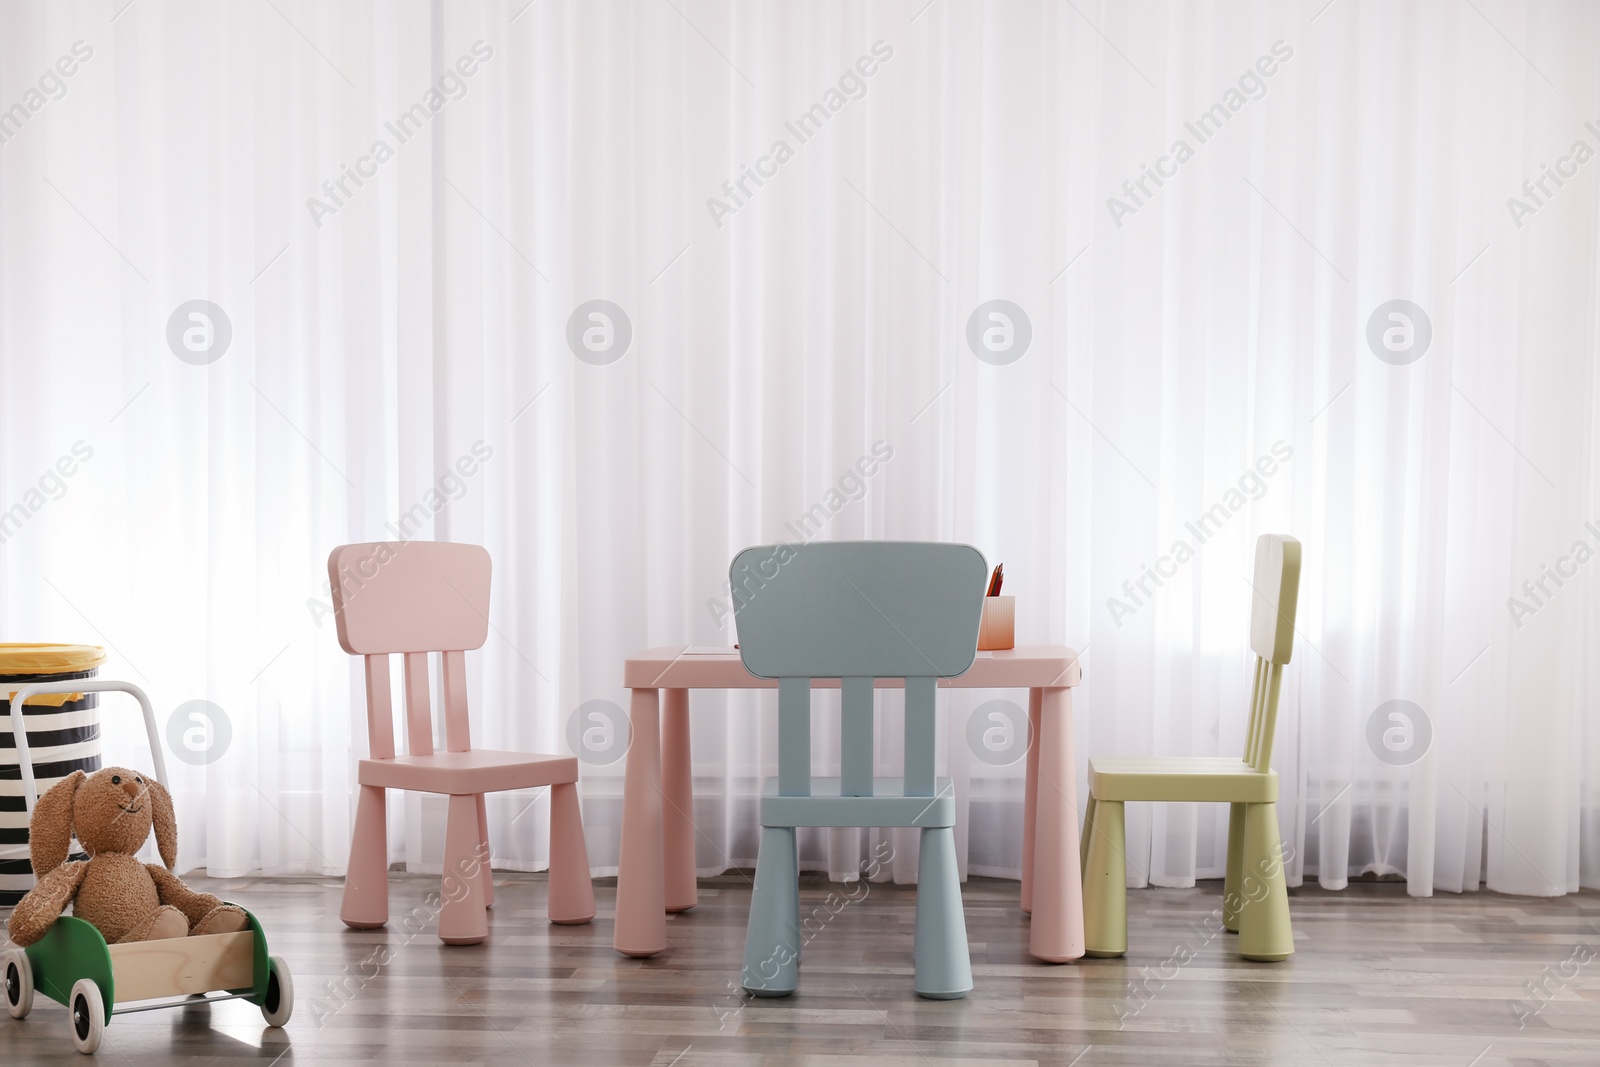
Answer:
4, 871, 1599, 1065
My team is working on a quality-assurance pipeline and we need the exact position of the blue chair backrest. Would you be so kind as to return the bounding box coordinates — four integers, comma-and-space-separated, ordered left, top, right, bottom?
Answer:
731, 541, 988, 798
731, 541, 988, 678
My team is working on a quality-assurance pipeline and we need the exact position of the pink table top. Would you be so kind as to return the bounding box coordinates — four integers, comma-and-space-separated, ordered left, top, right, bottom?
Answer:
623, 644, 1082, 690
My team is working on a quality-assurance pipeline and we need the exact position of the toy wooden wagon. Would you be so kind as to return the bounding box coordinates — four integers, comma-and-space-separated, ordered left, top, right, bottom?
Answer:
2, 679, 292, 1054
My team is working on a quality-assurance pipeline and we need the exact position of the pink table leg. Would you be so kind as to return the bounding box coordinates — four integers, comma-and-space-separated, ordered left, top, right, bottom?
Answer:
614, 687, 666, 957
1029, 686, 1085, 962
661, 687, 698, 913
1021, 686, 1043, 915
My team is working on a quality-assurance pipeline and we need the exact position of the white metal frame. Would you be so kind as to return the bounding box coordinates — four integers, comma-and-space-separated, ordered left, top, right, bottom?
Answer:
6, 680, 168, 813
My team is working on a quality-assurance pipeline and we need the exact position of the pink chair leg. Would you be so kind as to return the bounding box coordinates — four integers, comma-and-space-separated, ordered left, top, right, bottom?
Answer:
341, 785, 389, 929
475, 792, 494, 909
1021, 686, 1043, 915
547, 781, 596, 924
438, 793, 489, 945
614, 687, 666, 957
662, 687, 698, 913
1029, 687, 1085, 962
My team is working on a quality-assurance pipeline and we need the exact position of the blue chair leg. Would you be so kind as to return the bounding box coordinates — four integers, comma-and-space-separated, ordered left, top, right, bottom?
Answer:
913, 826, 973, 999
742, 825, 800, 996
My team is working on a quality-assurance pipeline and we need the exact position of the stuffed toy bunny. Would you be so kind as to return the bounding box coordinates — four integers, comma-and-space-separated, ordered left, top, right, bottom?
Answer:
4, 767, 247, 948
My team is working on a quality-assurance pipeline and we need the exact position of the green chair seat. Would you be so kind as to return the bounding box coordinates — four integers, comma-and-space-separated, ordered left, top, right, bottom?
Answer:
1087, 758, 1278, 804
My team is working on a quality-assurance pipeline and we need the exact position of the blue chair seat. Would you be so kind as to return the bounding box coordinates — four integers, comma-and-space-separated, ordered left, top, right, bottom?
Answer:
760, 777, 956, 828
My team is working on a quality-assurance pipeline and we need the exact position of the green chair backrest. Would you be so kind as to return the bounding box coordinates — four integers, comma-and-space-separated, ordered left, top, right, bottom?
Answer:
1243, 534, 1302, 774
731, 541, 988, 799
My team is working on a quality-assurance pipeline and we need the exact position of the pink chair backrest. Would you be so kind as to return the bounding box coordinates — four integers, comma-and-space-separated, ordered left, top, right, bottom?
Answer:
327, 541, 492, 760
328, 541, 492, 654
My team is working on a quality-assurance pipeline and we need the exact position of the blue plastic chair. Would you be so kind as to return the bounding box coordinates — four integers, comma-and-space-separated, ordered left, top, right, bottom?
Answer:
731, 540, 988, 999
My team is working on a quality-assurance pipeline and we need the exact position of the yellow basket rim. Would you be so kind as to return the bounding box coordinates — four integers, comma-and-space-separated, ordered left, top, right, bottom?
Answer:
0, 643, 107, 675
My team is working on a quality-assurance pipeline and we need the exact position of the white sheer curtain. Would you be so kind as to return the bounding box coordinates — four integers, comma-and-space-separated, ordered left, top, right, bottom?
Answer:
1, 0, 1597, 898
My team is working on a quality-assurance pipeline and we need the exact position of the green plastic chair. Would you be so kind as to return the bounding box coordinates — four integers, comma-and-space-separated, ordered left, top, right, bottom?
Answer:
1082, 533, 1301, 961
731, 541, 987, 999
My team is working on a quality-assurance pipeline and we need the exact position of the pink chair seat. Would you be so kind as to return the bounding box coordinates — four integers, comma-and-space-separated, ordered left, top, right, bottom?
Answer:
358, 751, 579, 795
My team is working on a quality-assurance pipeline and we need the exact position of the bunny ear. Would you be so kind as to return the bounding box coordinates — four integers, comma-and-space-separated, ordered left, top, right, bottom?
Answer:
146, 777, 178, 869
29, 770, 85, 874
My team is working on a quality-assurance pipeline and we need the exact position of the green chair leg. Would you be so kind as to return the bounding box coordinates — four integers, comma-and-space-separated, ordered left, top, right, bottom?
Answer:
1079, 793, 1097, 872
1236, 802, 1293, 961
1223, 802, 1245, 933
1081, 798, 1127, 958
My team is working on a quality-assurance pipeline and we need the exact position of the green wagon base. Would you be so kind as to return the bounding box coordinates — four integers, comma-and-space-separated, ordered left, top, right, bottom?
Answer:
3, 905, 292, 1055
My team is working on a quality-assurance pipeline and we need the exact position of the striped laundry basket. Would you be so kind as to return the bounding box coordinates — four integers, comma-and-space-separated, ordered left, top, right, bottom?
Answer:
1, 644, 105, 905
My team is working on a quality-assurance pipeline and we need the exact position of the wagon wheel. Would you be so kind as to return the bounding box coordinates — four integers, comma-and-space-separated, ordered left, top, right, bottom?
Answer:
260, 955, 293, 1027
3, 948, 32, 1019
69, 979, 104, 1054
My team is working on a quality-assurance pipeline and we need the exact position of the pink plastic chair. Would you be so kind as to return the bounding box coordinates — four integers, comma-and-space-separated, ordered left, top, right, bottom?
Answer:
328, 541, 594, 944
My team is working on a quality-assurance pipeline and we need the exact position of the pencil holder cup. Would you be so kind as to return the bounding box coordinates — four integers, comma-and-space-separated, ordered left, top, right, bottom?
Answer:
977, 596, 1015, 651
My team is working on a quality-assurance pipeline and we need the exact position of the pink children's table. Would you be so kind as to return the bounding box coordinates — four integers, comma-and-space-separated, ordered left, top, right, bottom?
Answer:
612, 644, 1086, 963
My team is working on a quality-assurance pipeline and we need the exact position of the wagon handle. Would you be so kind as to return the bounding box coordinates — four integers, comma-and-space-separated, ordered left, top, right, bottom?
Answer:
7, 680, 167, 814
